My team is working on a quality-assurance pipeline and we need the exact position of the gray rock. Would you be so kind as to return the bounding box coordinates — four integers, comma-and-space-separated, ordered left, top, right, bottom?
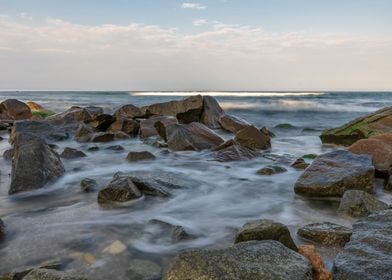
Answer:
48, 106, 101, 130
164, 241, 312, 280
213, 139, 260, 162
218, 114, 250, 133
140, 116, 178, 138
74, 123, 95, 142
294, 150, 375, 199
337, 190, 388, 218
105, 145, 124, 151
127, 259, 161, 280
23, 269, 87, 280
297, 222, 352, 246
97, 176, 141, 204
9, 133, 65, 194
234, 125, 271, 150
3, 148, 14, 160
126, 151, 156, 162
80, 178, 97, 192
113, 104, 143, 119
257, 165, 287, 175
200, 96, 224, 129
291, 158, 310, 169
235, 219, 297, 251
333, 210, 392, 280
60, 147, 86, 159
147, 219, 190, 242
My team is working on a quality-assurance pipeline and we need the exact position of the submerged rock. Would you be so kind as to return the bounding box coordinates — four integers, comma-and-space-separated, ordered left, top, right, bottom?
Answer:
218, 114, 250, 133
200, 95, 224, 128
105, 145, 124, 151
107, 118, 139, 136
333, 210, 392, 280
213, 139, 260, 161
102, 240, 127, 255
337, 190, 388, 218
23, 269, 87, 280
127, 259, 161, 280
297, 222, 352, 246
9, 133, 65, 194
234, 125, 271, 150
294, 150, 374, 199
257, 165, 287, 175
126, 151, 156, 162
0, 259, 62, 280
60, 147, 87, 159
97, 176, 142, 204
90, 132, 115, 143
147, 219, 190, 242
291, 158, 310, 169
3, 148, 14, 160
0, 99, 32, 120
164, 241, 312, 280
298, 245, 332, 280
113, 104, 143, 119
140, 115, 178, 138
80, 178, 97, 192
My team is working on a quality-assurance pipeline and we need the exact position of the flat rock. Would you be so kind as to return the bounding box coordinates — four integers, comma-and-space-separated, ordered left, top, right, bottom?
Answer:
297, 222, 352, 246
97, 176, 142, 204
234, 125, 271, 150
0, 99, 32, 120
213, 139, 260, 161
218, 114, 250, 133
294, 150, 374, 199
60, 147, 86, 159
126, 151, 156, 162
127, 259, 161, 280
113, 104, 143, 119
200, 96, 224, 128
140, 115, 178, 138
105, 145, 124, 151
23, 269, 87, 280
257, 165, 287, 175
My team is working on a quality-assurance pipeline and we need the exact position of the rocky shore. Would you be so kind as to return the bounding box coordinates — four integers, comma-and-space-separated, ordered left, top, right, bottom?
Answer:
0, 96, 391, 279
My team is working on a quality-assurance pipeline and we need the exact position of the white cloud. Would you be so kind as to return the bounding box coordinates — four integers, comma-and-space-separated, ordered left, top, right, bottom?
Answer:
20, 12, 32, 21
193, 19, 208, 26
181, 3, 207, 10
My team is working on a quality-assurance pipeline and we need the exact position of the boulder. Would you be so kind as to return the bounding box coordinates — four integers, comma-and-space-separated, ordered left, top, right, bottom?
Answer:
74, 123, 96, 142
0, 99, 32, 120
23, 269, 87, 280
164, 241, 312, 280
140, 116, 178, 138
297, 222, 352, 246
97, 176, 141, 204
337, 190, 388, 218
126, 151, 156, 162
87, 114, 115, 131
9, 133, 65, 194
60, 147, 86, 159
48, 106, 103, 130
333, 210, 392, 280
218, 114, 250, 133
3, 148, 14, 160
213, 139, 260, 161
298, 245, 332, 280
80, 178, 97, 192
234, 219, 297, 251
200, 96, 224, 128
292, 158, 310, 169
294, 150, 374, 199
113, 104, 143, 119
127, 259, 161, 280
320, 106, 392, 146
107, 118, 139, 136
147, 219, 190, 242
90, 132, 114, 143
257, 165, 287, 175
234, 125, 271, 150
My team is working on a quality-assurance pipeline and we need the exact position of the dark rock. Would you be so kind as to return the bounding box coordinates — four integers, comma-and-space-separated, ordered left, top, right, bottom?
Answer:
218, 114, 250, 133
74, 123, 96, 142
234, 219, 298, 251
9, 133, 65, 194
126, 151, 156, 162
87, 146, 99, 151
97, 176, 141, 204
107, 118, 139, 136
0, 218, 4, 240
384, 176, 392, 191
105, 145, 124, 151
294, 150, 374, 199
48, 106, 99, 129
275, 123, 297, 129
0, 99, 32, 120
23, 269, 87, 280
113, 131, 131, 140
80, 178, 97, 192
200, 96, 224, 128
87, 114, 115, 131
60, 147, 87, 159
337, 190, 388, 218
257, 165, 287, 175
3, 148, 14, 160
297, 222, 352, 246
113, 104, 143, 119
234, 125, 271, 150
91, 132, 114, 143
291, 158, 310, 169
333, 210, 392, 280
213, 139, 260, 161
164, 241, 312, 280
147, 219, 190, 242
140, 115, 178, 138
127, 259, 161, 280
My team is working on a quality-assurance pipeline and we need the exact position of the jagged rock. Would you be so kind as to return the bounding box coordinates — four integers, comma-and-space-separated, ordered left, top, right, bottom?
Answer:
23, 269, 87, 280
200, 96, 224, 128
113, 104, 143, 119
80, 178, 97, 192
127, 259, 161, 280
292, 158, 310, 169
97, 176, 141, 204
337, 190, 388, 218
297, 222, 352, 246
9, 133, 65, 194
213, 139, 260, 161
126, 151, 156, 162
298, 245, 332, 280
60, 147, 87, 159
107, 118, 139, 136
0, 99, 32, 120
87, 114, 115, 131
140, 115, 178, 138
234, 125, 271, 150
218, 114, 250, 133
3, 149, 14, 160
257, 165, 287, 175
294, 150, 374, 199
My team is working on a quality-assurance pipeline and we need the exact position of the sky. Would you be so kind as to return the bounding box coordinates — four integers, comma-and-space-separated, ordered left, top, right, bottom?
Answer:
0, 0, 391, 91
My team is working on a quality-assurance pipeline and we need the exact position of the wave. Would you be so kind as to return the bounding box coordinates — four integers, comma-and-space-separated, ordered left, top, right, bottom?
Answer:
130, 91, 326, 97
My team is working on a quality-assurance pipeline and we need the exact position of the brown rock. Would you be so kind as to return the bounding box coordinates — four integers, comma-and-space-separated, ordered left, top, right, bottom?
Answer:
0, 99, 32, 120
60, 147, 87, 159
108, 118, 139, 136
48, 106, 95, 125
298, 245, 332, 280
91, 132, 115, 143
213, 139, 260, 161
219, 114, 250, 133
234, 125, 271, 150
126, 151, 156, 162
200, 96, 224, 128
26, 101, 44, 112
292, 158, 310, 169
114, 104, 144, 119
87, 114, 115, 131
97, 176, 142, 204
140, 116, 178, 137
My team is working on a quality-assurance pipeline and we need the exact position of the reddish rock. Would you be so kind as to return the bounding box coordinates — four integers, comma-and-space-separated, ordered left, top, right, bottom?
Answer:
234, 125, 271, 150
219, 114, 250, 133
26, 101, 44, 112
213, 140, 260, 161
298, 245, 332, 280
0, 99, 32, 120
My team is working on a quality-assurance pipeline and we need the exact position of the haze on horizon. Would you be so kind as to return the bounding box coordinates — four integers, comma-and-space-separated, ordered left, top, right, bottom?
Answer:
0, 0, 391, 91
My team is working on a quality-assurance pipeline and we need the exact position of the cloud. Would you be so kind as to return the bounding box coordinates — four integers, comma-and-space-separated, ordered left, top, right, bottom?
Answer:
20, 12, 32, 21
193, 19, 208, 26
181, 3, 207, 10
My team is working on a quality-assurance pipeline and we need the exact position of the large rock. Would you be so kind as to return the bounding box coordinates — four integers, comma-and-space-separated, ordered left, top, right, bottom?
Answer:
48, 106, 103, 129
333, 210, 392, 280
294, 150, 374, 199
213, 139, 260, 161
107, 118, 139, 136
297, 222, 352, 246
337, 190, 388, 218
113, 104, 143, 119
234, 125, 271, 150
97, 176, 141, 204
200, 96, 224, 128
218, 114, 250, 133
164, 241, 312, 280
320, 106, 392, 146
235, 219, 297, 251
23, 269, 87, 280
9, 133, 65, 194
298, 245, 332, 280
0, 99, 32, 120
140, 115, 178, 137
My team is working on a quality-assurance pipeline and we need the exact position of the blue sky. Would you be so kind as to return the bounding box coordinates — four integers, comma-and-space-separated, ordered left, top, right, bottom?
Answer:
0, 0, 391, 90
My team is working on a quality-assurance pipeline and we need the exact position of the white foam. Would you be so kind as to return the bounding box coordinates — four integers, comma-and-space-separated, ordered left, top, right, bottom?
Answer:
130, 91, 326, 97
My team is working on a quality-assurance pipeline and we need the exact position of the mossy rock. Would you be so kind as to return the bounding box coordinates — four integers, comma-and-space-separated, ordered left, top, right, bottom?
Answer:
302, 154, 317, 159
32, 111, 56, 119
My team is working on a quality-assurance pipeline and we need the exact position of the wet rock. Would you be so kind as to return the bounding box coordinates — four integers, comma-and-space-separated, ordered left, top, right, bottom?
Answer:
234, 219, 297, 251
97, 176, 141, 204
320, 106, 392, 146
107, 118, 139, 136
140, 115, 178, 138
297, 222, 352, 246
80, 178, 97, 192
234, 125, 271, 150
90, 132, 114, 143
87, 145, 99, 152
257, 165, 287, 175
213, 139, 260, 161
3, 148, 14, 160
0, 99, 32, 120
164, 240, 312, 280
333, 210, 392, 280
9, 133, 65, 194
74, 123, 95, 142
384, 176, 392, 191
0, 259, 62, 280
60, 147, 87, 159
102, 240, 127, 255
127, 259, 161, 280
147, 219, 190, 242
218, 114, 250, 133
113, 104, 143, 119
126, 151, 156, 162
298, 245, 332, 280
0, 218, 4, 240
23, 269, 87, 280
294, 150, 374, 199
87, 114, 115, 131
105, 145, 124, 151
337, 190, 388, 218
292, 158, 310, 169
84, 106, 104, 119
200, 95, 224, 128
26, 101, 43, 112
275, 123, 297, 129
48, 106, 100, 129
113, 131, 130, 140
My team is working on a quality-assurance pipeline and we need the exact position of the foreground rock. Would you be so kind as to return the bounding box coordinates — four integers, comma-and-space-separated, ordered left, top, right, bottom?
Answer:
9, 133, 65, 194
97, 176, 141, 204
294, 150, 374, 199
200, 95, 224, 128
320, 106, 392, 146
257, 165, 287, 175
337, 190, 388, 218
60, 147, 86, 159
213, 140, 260, 161
3, 148, 14, 160
164, 241, 312, 280
218, 114, 250, 133
23, 269, 87, 280
140, 115, 178, 137
0, 99, 32, 120
333, 210, 392, 279
0, 259, 62, 280
235, 219, 297, 251
297, 222, 352, 246
126, 151, 156, 162
234, 125, 271, 150
298, 245, 332, 280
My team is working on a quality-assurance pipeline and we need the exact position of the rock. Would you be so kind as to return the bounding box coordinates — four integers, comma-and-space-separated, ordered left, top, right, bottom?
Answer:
97, 176, 141, 204
90, 132, 114, 143
292, 158, 310, 169
275, 123, 297, 129
80, 178, 97, 192
83, 253, 96, 265
234, 220, 297, 251
113, 131, 131, 140
147, 219, 190, 242
102, 240, 127, 255
74, 123, 96, 142
0, 99, 32, 120
294, 150, 374, 199
60, 147, 87, 159
0, 259, 62, 280
9, 133, 65, 194
127, 259, 161, 280
113, 104, 143, 119
3, 148, 14, 160
257, 165, 287, 175
234, 125, 271, 150
298, 245, 332, 280
107, 118, 139, 136
384, 176, 392, 191
87, 146, 99, 152
337, 190, 388, 218
48, 106, 100, 128
23, 269, 87, 280
142, 95, 204, 123
87, 114, 115, 131
218, 114, 250, 133
297, 222, 352, 246
9, 120, 69, 144
164, 240, 312, 280
105, 145, 124, 151
164, 122, 224, 151
0, 218, 4, 240
333, 210, 392, 280
140, 116, 178, 138
302, 154, 318, 159
26, 101, 43, 112
348, 133, 392, 176
200, 96, 224, 128
320, 106, 392, 146
213, 139, 260, 161
126, 151, 156, 162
